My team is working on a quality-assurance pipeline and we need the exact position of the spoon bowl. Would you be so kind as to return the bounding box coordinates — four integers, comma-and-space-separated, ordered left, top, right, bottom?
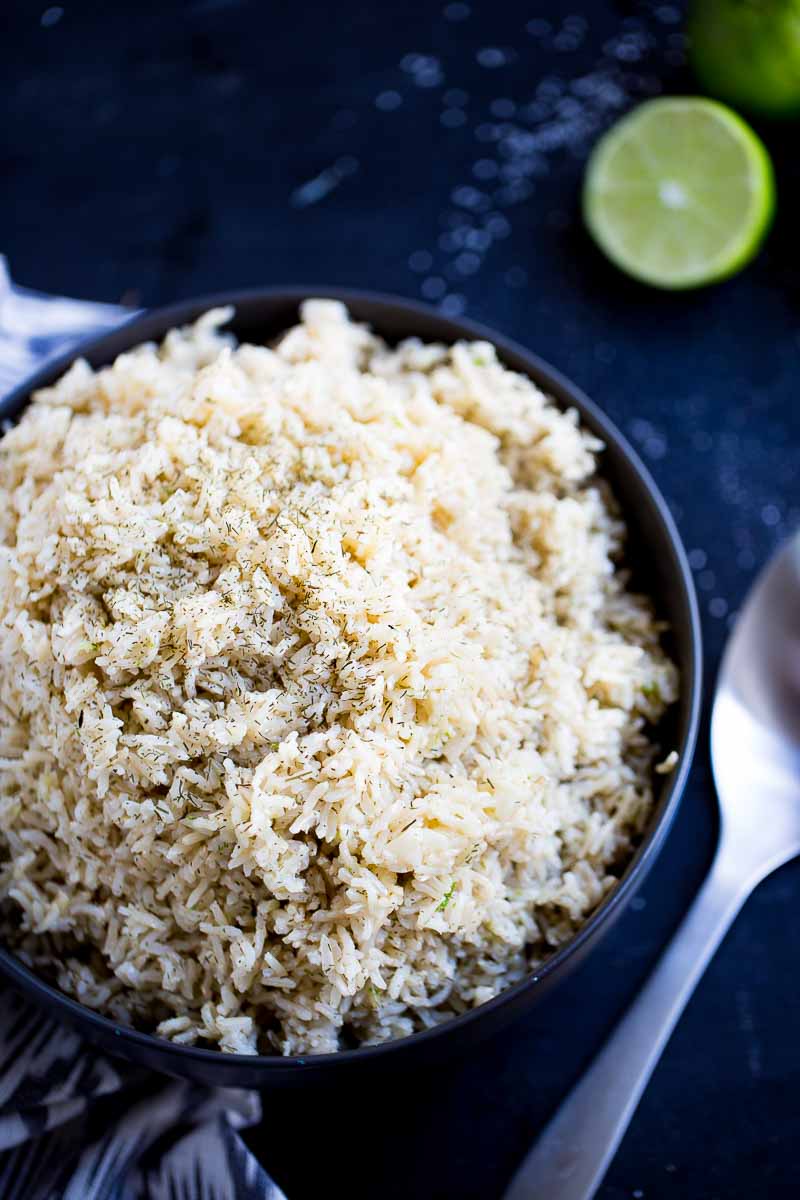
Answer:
711, 535, 800, 879
506, 529, 800, 1200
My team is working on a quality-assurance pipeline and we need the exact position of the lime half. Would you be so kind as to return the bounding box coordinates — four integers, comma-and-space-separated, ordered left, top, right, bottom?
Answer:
583, 97, 775, 290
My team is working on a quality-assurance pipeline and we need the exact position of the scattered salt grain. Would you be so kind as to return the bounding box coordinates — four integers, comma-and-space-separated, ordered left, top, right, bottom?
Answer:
477, 47, 512, 69
421, 276, 447, 300
375, 90, 403, 111
444, 1, 470, 20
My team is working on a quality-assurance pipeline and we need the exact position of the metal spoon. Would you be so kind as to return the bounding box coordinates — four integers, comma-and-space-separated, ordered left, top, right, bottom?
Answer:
506, 533, 800, 1200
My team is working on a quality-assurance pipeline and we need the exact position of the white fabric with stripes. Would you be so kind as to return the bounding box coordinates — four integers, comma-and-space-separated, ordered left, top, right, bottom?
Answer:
0, 262, 282, 1200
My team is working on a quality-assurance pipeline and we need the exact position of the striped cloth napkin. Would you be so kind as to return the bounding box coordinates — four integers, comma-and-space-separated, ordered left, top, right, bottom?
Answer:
0, 260, 282, 1200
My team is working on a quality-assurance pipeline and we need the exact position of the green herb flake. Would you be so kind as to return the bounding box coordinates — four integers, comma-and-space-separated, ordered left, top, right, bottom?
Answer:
642, 682, 662, 703
436, 881, 457, 912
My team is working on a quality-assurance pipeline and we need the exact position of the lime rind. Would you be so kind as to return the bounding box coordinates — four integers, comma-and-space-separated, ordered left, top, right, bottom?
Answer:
688, 0, 800, 121
583, 97, 776, 290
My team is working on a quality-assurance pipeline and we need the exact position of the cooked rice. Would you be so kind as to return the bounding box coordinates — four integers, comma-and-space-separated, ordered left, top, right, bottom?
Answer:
0, 301, 678, 1055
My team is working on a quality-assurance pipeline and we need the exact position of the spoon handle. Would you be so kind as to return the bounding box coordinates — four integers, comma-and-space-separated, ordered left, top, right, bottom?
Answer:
504, 854, 754, 1200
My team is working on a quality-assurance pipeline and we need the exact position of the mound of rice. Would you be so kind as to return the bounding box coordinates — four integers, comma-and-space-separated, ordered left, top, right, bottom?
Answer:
0, 301, 677, 1055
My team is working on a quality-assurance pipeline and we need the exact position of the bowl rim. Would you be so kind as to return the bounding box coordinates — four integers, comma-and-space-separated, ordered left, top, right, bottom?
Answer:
0, 285, 703, 1075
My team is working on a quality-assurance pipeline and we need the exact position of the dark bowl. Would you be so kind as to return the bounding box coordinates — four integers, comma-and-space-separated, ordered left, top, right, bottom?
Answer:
0, 288, 702, 1087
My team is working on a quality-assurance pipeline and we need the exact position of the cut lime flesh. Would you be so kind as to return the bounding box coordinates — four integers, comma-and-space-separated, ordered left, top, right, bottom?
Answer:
583, 97, 775, 290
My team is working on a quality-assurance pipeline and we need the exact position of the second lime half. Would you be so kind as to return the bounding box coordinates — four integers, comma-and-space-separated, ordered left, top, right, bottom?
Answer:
689, 0, 800, 120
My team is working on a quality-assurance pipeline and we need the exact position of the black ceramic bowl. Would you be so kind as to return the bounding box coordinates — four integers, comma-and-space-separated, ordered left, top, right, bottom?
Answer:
0, 288, 702, 1087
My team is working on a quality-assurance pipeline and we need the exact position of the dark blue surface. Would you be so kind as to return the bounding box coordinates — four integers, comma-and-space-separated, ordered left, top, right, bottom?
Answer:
2, 1, 800, 1196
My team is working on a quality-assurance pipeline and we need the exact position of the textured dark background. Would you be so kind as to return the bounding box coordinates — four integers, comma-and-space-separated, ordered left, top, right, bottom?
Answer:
3, 1, 800, 1197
